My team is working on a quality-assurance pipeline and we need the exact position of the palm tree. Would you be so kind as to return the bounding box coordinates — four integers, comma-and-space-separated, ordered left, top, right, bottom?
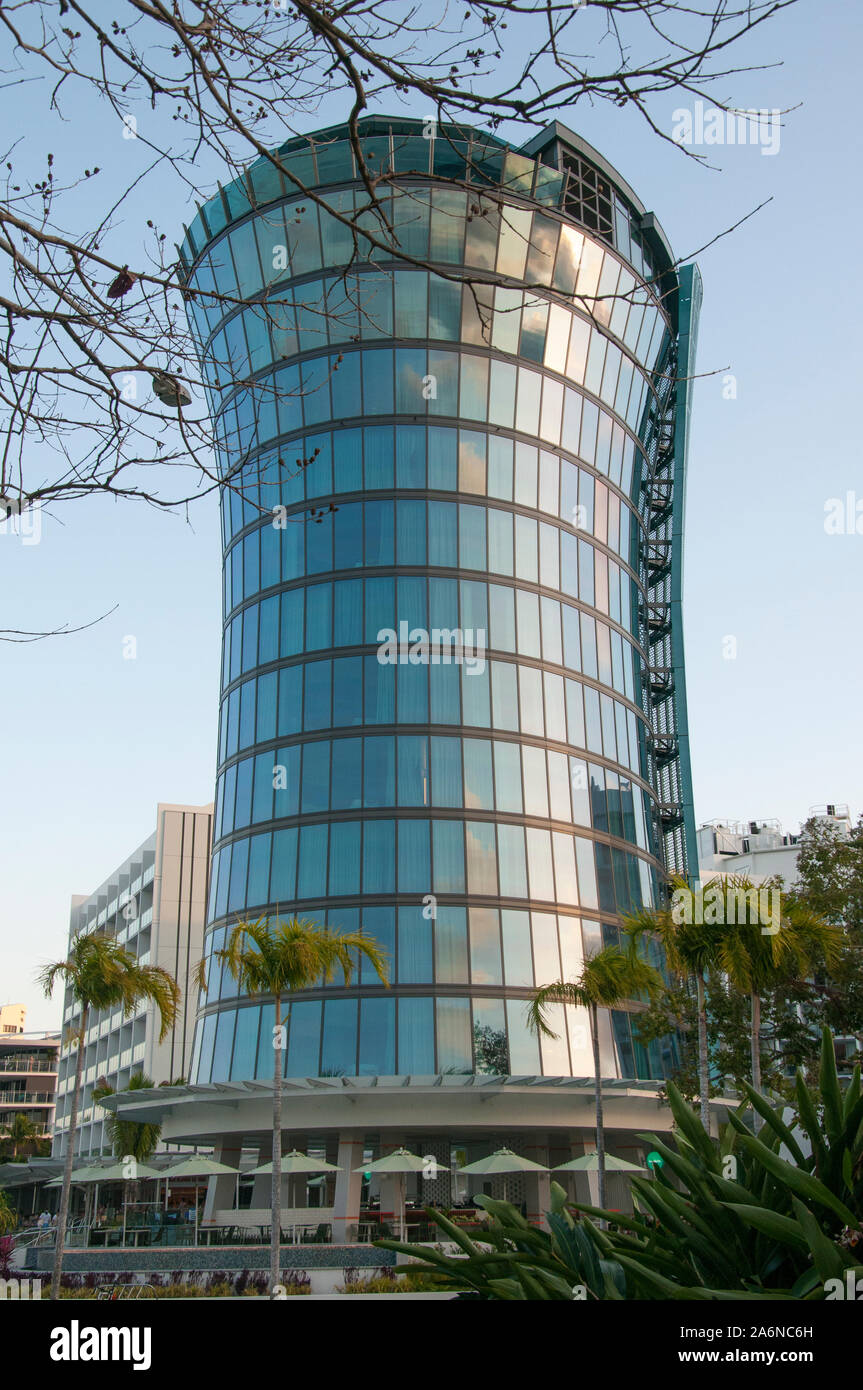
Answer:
93, 1074, 161, 1163
37, 930, 180, 1300
711, 876, 841, 1098
213, 915, 389, 1298
0, 1188, 15, 1235
624, 877, 725, 1132
94, 1073, 162, 1226
526, 944, 662, 1209
3, 1112, 39, 1160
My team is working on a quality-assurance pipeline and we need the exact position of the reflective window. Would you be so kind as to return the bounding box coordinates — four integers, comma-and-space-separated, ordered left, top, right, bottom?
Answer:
436, 997, 471, 1073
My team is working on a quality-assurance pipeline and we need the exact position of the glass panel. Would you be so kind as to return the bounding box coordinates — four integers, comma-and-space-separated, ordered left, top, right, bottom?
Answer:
331, 737, 362, 810
297, 824, 328, 898
463, 738, 494, 810
196, 1012, 217, 1084
552, 831, 579, 905
526, 828, 554, 900
539, 1001, 571, 1076
493, 740, 522, 812
329, 821, 361, 895
255, 1002, 276, 1079
497, 824, 527, 898
286, 1000, 322, 1075
488, 513, 514, 577
211, 1009, 236, 1083
469, 907, 502, 985
502, 909, 533, 986
359, 997, 395, 1076
398, 735, 430, 807
574, 836, 599, 909
431, 736, 461, 807
473, 997, 509, 1075
321, 999, 357, 1077
363, 820, 395, 893
270, 827, 297, 904
432, 820, 465, 893
465, 820, 498, 894
231, 1007, 260, 1082
436, 997, 471, 1073
301, 740, 330, 814
399, 997, 434, 1072
506, 998, 541, 1073
522, 743, 549, 817
398, 904, 433, 983
364, 736, 395, 807
435, 905, 468, 985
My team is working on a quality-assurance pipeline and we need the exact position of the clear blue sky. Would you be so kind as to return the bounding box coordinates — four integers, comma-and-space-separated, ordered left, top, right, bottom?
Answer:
3, 0, 861, 1028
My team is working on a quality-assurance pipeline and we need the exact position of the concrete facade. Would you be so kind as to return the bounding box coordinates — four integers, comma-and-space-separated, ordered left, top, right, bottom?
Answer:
53, 803, 213, 1159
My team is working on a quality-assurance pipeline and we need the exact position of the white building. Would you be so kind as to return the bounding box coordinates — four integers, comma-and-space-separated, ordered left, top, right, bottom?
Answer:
53, 803, 213, 1159
697, 805, 853, 887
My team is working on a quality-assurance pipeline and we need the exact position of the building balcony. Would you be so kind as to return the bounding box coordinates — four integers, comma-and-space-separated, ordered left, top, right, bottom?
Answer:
0, 1057, 58, 1075
0, 1119, 50, 1136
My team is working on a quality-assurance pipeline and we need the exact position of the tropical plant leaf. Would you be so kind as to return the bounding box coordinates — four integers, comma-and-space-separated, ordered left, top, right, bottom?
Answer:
819, 1025, 844, 1141
721, 1203, 810, 1251
735, 1132, 857, 1226
786, 1198, 846, 1285
738, 1080, 807, 1166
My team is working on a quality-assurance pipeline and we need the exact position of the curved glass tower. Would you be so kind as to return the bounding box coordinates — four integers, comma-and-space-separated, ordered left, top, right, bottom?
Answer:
182, 116, 699, 1096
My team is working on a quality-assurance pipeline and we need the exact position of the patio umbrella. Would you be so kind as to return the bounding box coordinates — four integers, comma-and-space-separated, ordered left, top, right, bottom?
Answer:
456, 1147, 548, 1202
45, 1164, 124, 1227
248, 1151, 343, 1230
44, 1164, 106, 1186
354, 1148, 450, 1239
71, 1161, 161, 1246
554, 1154, 646, 1172
248, 1149, 342, 1175
72, 1161, 161, 1182
164, 1155, 240, 1244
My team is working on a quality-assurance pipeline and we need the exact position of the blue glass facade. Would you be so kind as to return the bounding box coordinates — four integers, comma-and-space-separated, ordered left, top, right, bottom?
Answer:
184, 117, 698, 1087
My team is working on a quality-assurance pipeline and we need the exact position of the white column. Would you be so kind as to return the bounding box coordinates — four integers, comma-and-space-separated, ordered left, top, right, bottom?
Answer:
522, 1137, 551, 1229
331, 1133, 365, 1244
202, 1138, 243, 1223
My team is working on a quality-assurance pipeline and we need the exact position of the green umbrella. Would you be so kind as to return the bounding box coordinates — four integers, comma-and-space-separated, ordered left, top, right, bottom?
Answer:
354, 1149, 450, 1238
164, 1156, 239, 1178
44, 1164, 106, 1187
70, 1162, 160, 1246
554, 1154, 646, 1173
72, 1161, 160, 1183
164, 1156, 240, 1243
248, 1149, 341, 1175
247, 1151, 342, 1232
48, 1161, 158, 1238
353, 1147, 448, 1175
456, 1147, 548, 1202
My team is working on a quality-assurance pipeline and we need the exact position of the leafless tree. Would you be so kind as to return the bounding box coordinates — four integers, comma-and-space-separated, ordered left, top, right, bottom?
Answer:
0, 0, 795, 634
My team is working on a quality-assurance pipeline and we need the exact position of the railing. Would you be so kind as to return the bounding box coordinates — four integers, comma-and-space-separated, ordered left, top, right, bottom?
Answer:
26, 1220, 89, 1249
11, 1226, 44, 1250
0, 1090, 53, 1105
0, 1058, 58, 1074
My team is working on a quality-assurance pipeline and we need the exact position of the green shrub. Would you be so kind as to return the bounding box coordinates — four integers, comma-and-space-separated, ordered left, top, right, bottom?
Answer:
378, 1028, 863, 1300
